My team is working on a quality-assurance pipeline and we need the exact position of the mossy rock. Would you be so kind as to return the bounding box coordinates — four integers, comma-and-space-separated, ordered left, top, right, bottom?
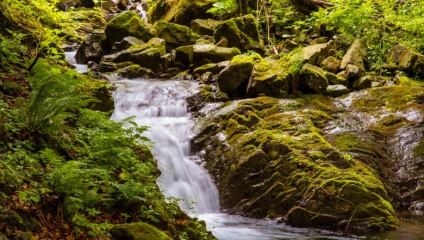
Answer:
105, 11, 155, 48
75, 32, 106, 64
217, 53, 262, 96
153, 21, 200, 51
299, 63, 329, 94
387, 45, 424, 77
148, 0, 216, 26
194, 95, 400, 230
213, 14, 262, 53
247, 58, 293, 97
101, 37, 166, 72
340, 39, 367, 74
176, 43, 240, 68
191, 18, 221, 35
110, 222, 172, 240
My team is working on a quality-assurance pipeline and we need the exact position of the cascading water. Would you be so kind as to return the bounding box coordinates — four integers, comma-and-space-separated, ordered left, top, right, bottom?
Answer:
110, 78, 220, 214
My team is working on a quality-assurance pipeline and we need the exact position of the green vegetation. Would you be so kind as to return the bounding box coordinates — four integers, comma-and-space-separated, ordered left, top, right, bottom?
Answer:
0, 1, 214, 239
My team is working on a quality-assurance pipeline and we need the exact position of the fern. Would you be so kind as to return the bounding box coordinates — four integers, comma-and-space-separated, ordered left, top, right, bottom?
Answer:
26, 74, 93, 134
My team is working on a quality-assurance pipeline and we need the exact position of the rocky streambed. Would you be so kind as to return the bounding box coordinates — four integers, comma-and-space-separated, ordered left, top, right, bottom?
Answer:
66, 0, 424, 234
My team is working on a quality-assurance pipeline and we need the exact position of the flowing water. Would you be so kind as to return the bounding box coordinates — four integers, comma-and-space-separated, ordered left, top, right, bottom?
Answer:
64, 50, 87, 73
65, 49, 424, 240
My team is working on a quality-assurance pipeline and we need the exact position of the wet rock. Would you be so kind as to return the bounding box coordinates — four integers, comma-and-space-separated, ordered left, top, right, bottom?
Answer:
214, 14, 262, 53
75, 32, 106, 64
148, 0, 216, 26
353, 76, 372, 90
115, 64, 153, 79
160, 53, 173, 72
153, 21, 200, 51
247, 58, 293, 97
199, 72, 214, 83
194, 95, 400, 230
340, 39, 367, 74
299, 64, 329, 94
319, 56, 341, 73
105, 11, 156, 48
217, 53, 261, 96
324, 85, 349, 97
112, 36, 145, 53
325, 72, 348, 86
110, 222, 172, 240
191, 19, 221, 35
387, 45, 424, 76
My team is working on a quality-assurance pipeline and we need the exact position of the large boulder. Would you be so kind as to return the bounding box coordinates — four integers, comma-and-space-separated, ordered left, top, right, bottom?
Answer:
214, 14, 262, 53
340, 39, 367, 75
99, 38, 166, 72
75, 32, 106, 64
299, 64, 329, 94
153, 21, 200, 51
105, 11, 156, 48
217, 53, 261, 96
191, 19, 221, 35
387, 45, 424, 76
194, 95, 400, 230
175, 43, 240, 67
247, 58, 293, 97
148, 0, 216, 26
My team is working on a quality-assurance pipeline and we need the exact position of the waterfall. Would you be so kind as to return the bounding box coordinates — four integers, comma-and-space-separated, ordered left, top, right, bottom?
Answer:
111, 78, 220, 214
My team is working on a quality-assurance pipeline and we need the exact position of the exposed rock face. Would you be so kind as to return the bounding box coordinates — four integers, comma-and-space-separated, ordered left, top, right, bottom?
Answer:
387, 45, 424, 76
75, 32, 106, 64
153, 21, 200, 51
105, 11, 156, 48
213, 14, 262, 53
217, 53, 261, 96
148, 0, 216, 26
191, 18, 220, 35
247, 58, 293, 97
194, 95, 400, 231
299, 63, 329, 94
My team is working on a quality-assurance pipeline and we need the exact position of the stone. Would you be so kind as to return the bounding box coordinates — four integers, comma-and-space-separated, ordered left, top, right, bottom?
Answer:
353, 76, 372, 90
99, 38, 166, 72
247, 58, 293, 97
160, 53, 173, 72
112, 36, 145, 53
193, 62, 229, 75
387, 45, 424, 76
325, 72, 348, 86
114, 64, 153, 79
340, 39, 367, 73
75, 32, 106, 64
175, 44, 240, 68
299, 64, 329, 94
110, 222, 172, 240
191, 19, 221, 35
320, 56, 341, 73
200, 72, 214, 83
214, 14, 262, 53
105, 11, 155, 48
148, 0, 216, 26
217, 53, 261, 96
302, 41, 334, 65
324, 85, 349, 97
153, 21, 200, 51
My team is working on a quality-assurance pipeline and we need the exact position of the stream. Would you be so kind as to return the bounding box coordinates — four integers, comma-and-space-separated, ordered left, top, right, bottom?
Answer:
66, 51, 424, 240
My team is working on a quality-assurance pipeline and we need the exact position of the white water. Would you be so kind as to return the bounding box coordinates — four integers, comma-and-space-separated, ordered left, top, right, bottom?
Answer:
110, 78, 220, 214
64, 51, 87, 73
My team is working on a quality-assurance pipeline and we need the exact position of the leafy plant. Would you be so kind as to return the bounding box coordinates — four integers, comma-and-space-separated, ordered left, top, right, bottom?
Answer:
207, 0, 238, 16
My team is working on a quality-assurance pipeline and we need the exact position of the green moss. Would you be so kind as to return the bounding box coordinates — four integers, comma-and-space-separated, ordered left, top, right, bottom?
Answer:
413, 140, 424, 158
110, 222, 172, 240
